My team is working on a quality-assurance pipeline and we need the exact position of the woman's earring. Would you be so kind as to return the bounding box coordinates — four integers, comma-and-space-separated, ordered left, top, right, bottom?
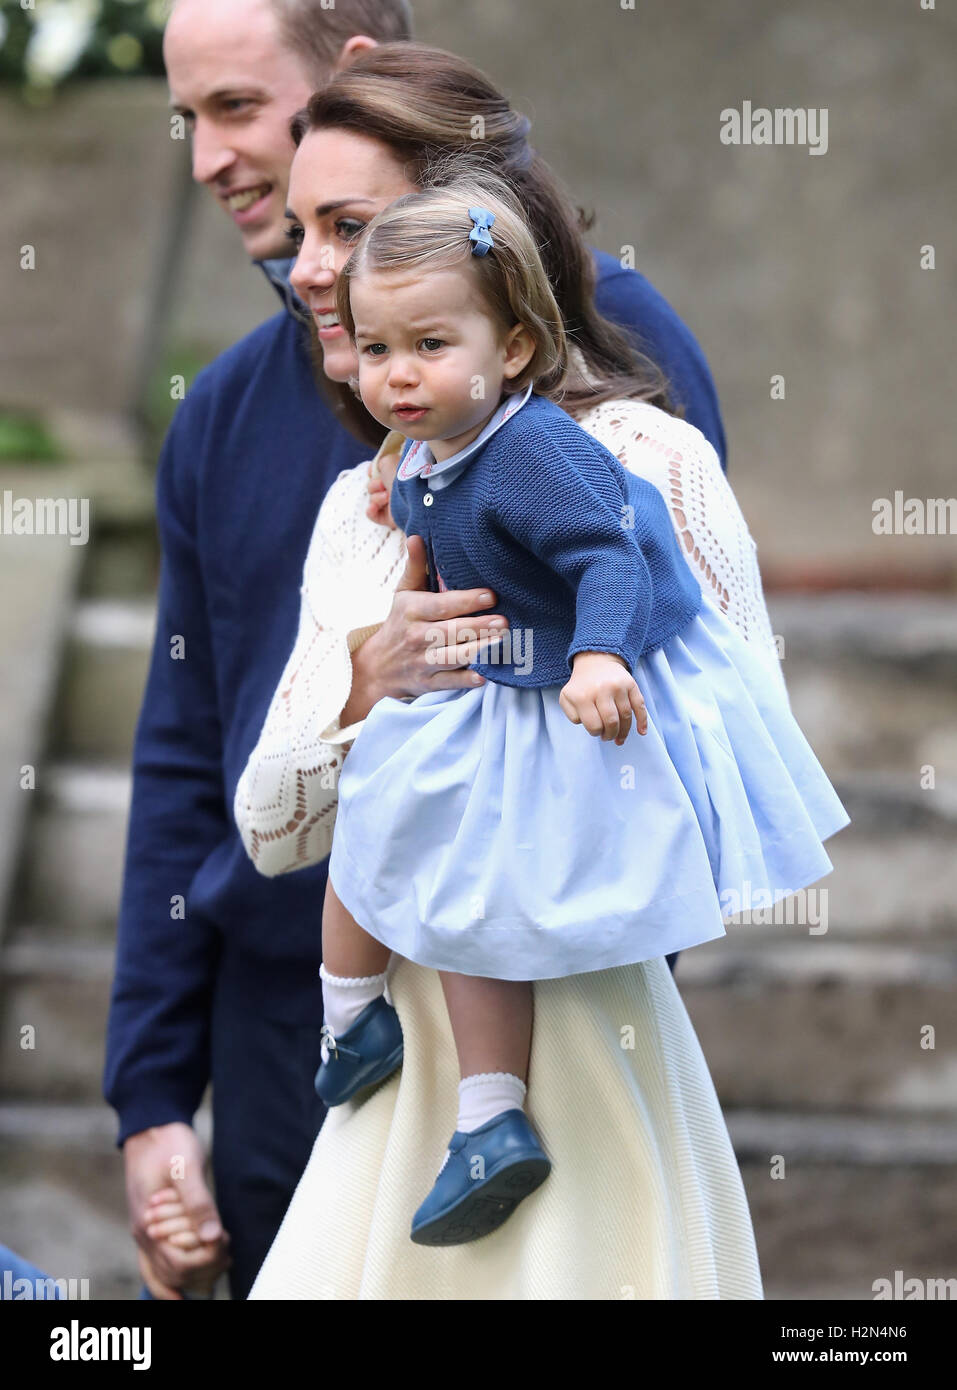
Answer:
348, 374, 360, 395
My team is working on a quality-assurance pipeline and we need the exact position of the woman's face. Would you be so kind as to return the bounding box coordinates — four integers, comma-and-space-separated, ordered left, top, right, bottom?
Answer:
286, 128, 418, 384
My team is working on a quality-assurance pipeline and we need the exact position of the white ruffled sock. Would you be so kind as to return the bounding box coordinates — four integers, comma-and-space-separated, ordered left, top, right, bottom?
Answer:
319, 963, 390, 1063
435, 1072, 527, 1174
457, 1071, 527, 1133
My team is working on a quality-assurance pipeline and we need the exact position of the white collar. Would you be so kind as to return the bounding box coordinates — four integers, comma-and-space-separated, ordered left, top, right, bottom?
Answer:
396, 382, 534, 492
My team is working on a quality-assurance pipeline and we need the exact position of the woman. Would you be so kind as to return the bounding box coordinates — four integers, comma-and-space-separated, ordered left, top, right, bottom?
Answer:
235, 44, 773, 1298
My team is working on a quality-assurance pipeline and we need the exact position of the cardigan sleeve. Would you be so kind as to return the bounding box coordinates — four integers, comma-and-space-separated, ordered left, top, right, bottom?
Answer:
232, 465, 399, 876
491, 431, 655, 675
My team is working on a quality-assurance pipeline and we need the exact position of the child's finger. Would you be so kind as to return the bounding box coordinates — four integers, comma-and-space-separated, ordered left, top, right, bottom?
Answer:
629, 684, 648, 734
595, 693, 621, 741
166, 1231, 202, 1252
613, 693, 633, 745
146, 1217, 195, 1242
559, 688, 582, 725
144, 1201, 188, 1224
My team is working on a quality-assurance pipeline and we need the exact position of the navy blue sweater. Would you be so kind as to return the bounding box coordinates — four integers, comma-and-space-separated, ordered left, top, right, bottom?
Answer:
391, 393, 702, 686
103, 252, 726, 1144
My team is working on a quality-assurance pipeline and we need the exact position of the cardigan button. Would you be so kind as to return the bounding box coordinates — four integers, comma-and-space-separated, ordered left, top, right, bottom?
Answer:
423, 492, 434, 506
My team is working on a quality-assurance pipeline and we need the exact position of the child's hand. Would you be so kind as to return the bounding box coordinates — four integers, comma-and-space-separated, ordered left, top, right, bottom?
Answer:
137, 1184, 226, 1289
366, 451, 401, 530
141, 1186, 226, 1296
559, 651, 648, 746
143, 1186, 213, 1254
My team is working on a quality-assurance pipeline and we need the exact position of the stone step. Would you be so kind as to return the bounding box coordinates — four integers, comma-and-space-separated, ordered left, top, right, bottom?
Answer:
831, 771, 957, 833
52, 599, 155, 762
2, 918, 954, 1115
0, 940, 115, 1101
741, 1165, 957, 1301
12, 763, 131, 938
679, 937, 957, 1115
1, 1102, 952, 1301
819, 824, 956, 939
732, 1109, 957, 1299
767, 593, 957, 678
784, 661, 957, 785
770, 593, 957, 785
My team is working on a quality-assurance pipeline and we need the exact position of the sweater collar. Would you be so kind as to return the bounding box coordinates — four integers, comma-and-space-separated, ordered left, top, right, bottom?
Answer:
257, 256, 312, 328
396, 382, 534, 493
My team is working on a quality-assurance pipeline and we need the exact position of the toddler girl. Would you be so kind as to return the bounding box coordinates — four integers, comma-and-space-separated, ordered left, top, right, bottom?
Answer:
311, 170, 849, 1248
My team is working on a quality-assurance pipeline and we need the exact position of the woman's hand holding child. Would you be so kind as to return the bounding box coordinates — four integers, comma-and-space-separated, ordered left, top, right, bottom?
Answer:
560, 651, 648, 746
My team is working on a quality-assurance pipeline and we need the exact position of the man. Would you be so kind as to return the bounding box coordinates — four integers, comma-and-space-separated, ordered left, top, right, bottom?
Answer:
104, 0, 727, 1300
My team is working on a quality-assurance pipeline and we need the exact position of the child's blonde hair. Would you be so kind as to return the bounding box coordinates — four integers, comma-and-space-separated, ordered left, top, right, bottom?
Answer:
335, 161, 568, 399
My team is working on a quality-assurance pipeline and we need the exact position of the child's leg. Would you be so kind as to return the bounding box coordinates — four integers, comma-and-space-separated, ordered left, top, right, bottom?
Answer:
438, 971, 533, 1131
320, 878, 393, 1045
322, 877, 392, 977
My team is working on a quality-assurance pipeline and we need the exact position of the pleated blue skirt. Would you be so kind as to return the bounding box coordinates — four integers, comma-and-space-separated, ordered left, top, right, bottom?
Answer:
328, 601, 850, 981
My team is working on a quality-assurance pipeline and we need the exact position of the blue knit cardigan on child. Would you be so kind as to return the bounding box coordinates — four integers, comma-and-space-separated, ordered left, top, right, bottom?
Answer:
389, 392, 703, 688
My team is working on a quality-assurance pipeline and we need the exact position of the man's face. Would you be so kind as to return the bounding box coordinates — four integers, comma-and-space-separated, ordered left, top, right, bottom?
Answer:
164, 0, 317, 260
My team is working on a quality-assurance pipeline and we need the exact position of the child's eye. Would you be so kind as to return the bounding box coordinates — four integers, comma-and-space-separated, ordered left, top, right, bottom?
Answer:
363, 343, 388, 356
285, 222, 304, 249
420, 338, 444, 351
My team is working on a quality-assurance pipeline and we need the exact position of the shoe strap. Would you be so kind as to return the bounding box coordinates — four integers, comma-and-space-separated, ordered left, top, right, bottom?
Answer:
319, 1024, 362, 1064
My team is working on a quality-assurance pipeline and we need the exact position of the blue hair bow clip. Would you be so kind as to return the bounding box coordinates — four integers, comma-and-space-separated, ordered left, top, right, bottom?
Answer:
467, 206, 495, 257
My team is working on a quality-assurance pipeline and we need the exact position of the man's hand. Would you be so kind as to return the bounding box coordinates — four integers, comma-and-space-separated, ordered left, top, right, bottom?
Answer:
124, 1122, 231, 1294
341, 535, 509, 724
559, 651, 648, 746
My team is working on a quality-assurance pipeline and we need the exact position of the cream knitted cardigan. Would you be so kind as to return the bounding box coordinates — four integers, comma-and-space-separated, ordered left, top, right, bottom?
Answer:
240, 399, 770, 1301
233, 399, 783, 877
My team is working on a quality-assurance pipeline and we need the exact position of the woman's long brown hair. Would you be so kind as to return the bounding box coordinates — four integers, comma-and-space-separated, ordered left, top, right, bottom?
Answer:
290, 42, 673, 448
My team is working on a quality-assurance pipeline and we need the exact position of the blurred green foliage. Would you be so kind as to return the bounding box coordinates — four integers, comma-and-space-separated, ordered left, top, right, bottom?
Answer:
0, 1, 170, 94
0, 410, 64, 462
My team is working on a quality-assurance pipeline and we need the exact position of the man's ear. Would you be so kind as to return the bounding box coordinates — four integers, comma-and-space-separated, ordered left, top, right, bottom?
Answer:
336, 35, 379, 70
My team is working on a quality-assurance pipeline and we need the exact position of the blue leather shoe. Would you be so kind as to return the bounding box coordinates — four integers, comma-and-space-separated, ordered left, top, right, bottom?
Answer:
411, 1108, 551, 1246
314, 995, 403, 1106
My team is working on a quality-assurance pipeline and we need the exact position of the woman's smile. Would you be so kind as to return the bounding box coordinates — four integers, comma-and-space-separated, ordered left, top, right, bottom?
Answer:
311, 308, 345, 340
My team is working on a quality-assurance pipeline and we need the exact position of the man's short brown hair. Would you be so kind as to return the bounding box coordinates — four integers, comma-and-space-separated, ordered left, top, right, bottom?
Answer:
271, 0, 414, 82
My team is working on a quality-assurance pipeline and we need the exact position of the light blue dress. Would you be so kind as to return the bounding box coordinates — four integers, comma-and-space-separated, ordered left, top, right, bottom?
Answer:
328, 393, 850, 981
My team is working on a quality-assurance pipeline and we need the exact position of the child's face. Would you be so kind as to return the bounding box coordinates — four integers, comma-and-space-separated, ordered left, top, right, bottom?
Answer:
350, 265, 529, 462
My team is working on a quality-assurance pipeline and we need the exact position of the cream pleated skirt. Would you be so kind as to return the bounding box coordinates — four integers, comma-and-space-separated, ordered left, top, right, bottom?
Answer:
249, 955, 763, 1300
